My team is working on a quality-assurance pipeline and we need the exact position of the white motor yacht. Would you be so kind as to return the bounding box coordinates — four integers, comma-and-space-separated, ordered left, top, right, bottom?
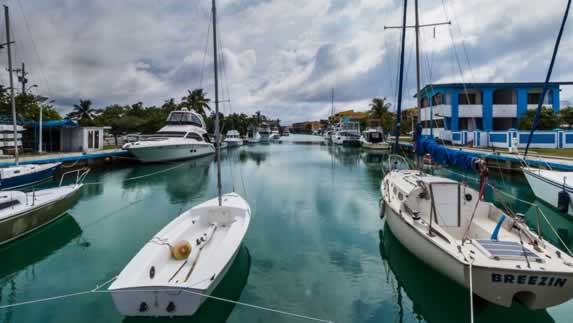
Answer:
258, 123, 271, 144
269, 127, 281, 141
333, 121, 361, 146
224, 130, 243, 148
246, 125, 260, 144
122, 109, 215, 163
361, 128, 390, 150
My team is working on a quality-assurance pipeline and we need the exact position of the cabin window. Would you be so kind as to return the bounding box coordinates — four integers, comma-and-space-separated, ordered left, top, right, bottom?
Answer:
186, 133, 203, 141
202, 134, 211, 143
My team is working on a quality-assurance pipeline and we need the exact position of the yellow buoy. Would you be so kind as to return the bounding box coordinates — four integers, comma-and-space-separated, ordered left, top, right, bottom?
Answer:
171, 240, 192, 260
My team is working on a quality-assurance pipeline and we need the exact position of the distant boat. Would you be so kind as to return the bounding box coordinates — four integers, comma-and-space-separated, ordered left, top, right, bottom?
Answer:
361, 128, 390, 150
269, 127, 280, 141
281, 128, 290, 136
224, 130, 243, 147
258, 122, 271, 143
333, 121, 360, 146
0, 168, 87, 246
110, 1, 252, 317
246, 125, 260, 144
122, 108, 215, 163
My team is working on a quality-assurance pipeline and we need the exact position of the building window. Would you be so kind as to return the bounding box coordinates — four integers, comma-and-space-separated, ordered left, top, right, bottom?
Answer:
459, 93, 477, 104
528, 93, 541, 104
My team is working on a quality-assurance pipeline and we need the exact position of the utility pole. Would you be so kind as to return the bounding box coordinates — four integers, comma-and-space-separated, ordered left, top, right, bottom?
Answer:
4, 5, 18, 164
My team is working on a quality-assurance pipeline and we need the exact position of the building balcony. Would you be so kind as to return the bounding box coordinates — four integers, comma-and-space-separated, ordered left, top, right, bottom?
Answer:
420, 104, 450, 121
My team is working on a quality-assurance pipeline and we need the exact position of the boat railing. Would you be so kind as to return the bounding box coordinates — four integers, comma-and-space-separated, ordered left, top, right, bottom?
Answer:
59, 167, 90, 187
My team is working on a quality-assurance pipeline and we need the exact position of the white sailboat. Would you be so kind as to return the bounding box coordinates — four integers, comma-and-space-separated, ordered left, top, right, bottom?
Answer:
333, 120, 361, 146
122, 108, 215, 163
381, 169, 573, 309
246, 125, 260, 144
109, 1, 252, 317
0, 168, 87, 246
522, 167, 573, 216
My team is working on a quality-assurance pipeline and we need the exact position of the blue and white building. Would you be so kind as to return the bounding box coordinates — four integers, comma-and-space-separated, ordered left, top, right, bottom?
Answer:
418, 82, 567, 135
417, 82, 573, 149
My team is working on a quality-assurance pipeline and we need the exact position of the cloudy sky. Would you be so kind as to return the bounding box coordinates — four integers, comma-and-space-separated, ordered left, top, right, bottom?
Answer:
1, 0, 573, 124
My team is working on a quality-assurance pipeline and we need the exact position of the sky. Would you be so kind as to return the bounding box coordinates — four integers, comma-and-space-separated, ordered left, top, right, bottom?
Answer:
1, 0, 573, 125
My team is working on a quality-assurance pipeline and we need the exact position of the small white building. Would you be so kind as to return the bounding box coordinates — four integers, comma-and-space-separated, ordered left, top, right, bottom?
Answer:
60, 127, 106, 152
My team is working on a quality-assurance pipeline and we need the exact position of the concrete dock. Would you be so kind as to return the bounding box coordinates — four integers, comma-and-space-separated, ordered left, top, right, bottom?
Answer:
0, 149, 131, 167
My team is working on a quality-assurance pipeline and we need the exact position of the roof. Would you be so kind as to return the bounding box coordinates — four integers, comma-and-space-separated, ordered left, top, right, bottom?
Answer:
416, 82, 573, 98
26, 119, 79, 128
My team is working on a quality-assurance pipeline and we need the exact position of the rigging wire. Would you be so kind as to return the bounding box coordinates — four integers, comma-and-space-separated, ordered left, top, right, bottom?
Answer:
199, 9, 212, 90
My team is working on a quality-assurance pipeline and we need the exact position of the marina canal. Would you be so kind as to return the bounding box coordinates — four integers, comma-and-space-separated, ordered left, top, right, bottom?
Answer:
0, 135, 572, 323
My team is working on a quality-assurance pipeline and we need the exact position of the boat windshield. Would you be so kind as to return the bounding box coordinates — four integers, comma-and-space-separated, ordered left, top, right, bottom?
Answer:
150, 132, 186, 138
166, 112, 204, 128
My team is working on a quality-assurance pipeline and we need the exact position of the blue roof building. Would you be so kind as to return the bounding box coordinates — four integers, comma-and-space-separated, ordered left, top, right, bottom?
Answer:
417, 82, 572, 133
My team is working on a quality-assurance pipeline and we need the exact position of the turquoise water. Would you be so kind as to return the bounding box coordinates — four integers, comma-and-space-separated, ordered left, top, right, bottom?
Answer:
1, 134, 572, 323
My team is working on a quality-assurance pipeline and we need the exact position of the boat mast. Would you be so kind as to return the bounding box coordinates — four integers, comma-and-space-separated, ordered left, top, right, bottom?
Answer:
524, 0, 572, 158
393, 0, 408, 154
414, 0, 421, 129
4, 6, 18, 165
212, 0, 222, 206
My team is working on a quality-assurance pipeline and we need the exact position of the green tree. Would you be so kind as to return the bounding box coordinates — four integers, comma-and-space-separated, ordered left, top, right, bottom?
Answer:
368, 97, 391, 119
180, 89, 211, 116
560, 107, 573, 129
67, 99, 97, 125
518, 107, 560, 130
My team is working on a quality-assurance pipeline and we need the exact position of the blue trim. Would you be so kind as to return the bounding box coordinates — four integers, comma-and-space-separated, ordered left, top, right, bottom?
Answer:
519, 133, 556, 144
482, 89, 494, 131
452, 133, 461, 141
450, 89, 459, 131
489, 133, 507, 143
490, 214, 506, 240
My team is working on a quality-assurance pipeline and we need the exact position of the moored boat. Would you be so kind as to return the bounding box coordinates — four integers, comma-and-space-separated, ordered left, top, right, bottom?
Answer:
122, 108, 215, 163
224, 130, 243, 147
361, 128, 390, 150
522, 167, 573, 216
0, 163, 61, 189
258, 122, 271, 144
381, 168, 573, 309
333, 121, 361, 146
0, 168, 87, 246
246, 125, 260, 144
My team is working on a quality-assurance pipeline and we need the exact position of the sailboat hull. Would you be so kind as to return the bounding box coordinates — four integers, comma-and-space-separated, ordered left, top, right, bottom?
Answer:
384, 203, 573, 309
0, 185, 82, 246
110, 247, 240, 317
0, 163, 61, 189
523, 167, 573, 216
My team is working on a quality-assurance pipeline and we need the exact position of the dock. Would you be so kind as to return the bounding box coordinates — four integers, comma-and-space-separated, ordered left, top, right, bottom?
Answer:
399, 142, 573, 171
0, 149, 131, 167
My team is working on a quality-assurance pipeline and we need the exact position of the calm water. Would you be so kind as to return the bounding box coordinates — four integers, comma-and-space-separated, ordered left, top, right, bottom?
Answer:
1, 135, 572, 323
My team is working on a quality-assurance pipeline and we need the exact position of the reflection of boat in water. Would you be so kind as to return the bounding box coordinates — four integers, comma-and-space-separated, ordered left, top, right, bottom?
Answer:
122, 155, 214, 203
239, 150, 268, 166
0, 215, 83, 278
122, 245, 251, 323
379, 227, 555, 323
326, 145, 361, 166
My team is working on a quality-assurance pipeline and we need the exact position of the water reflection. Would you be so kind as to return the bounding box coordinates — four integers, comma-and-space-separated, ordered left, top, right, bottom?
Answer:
0, 215, 84, 279
524, 199, 573, 253
326, 145, 361, 166
121, 156, 214, 203
379, 227, 554, 323
238, 149, 269, 166
123, 245, 251, 323
0, 215, 85, 323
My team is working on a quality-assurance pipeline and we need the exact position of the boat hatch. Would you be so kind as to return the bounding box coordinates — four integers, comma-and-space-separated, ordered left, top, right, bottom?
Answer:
475, 240, 543, 262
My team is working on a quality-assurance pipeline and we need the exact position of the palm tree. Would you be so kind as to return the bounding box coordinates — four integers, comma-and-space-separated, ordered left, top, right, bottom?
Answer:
369, 97, 391, 119
180, 89, 211, 116
67, 99, 97, 123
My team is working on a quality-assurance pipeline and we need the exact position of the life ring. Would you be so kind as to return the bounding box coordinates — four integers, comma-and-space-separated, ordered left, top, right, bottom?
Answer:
171, 240, 192, 260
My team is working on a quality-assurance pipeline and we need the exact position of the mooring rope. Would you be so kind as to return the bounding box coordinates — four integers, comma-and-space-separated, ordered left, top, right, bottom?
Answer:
0, 275, 334, 323
82, 162, 188, 186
